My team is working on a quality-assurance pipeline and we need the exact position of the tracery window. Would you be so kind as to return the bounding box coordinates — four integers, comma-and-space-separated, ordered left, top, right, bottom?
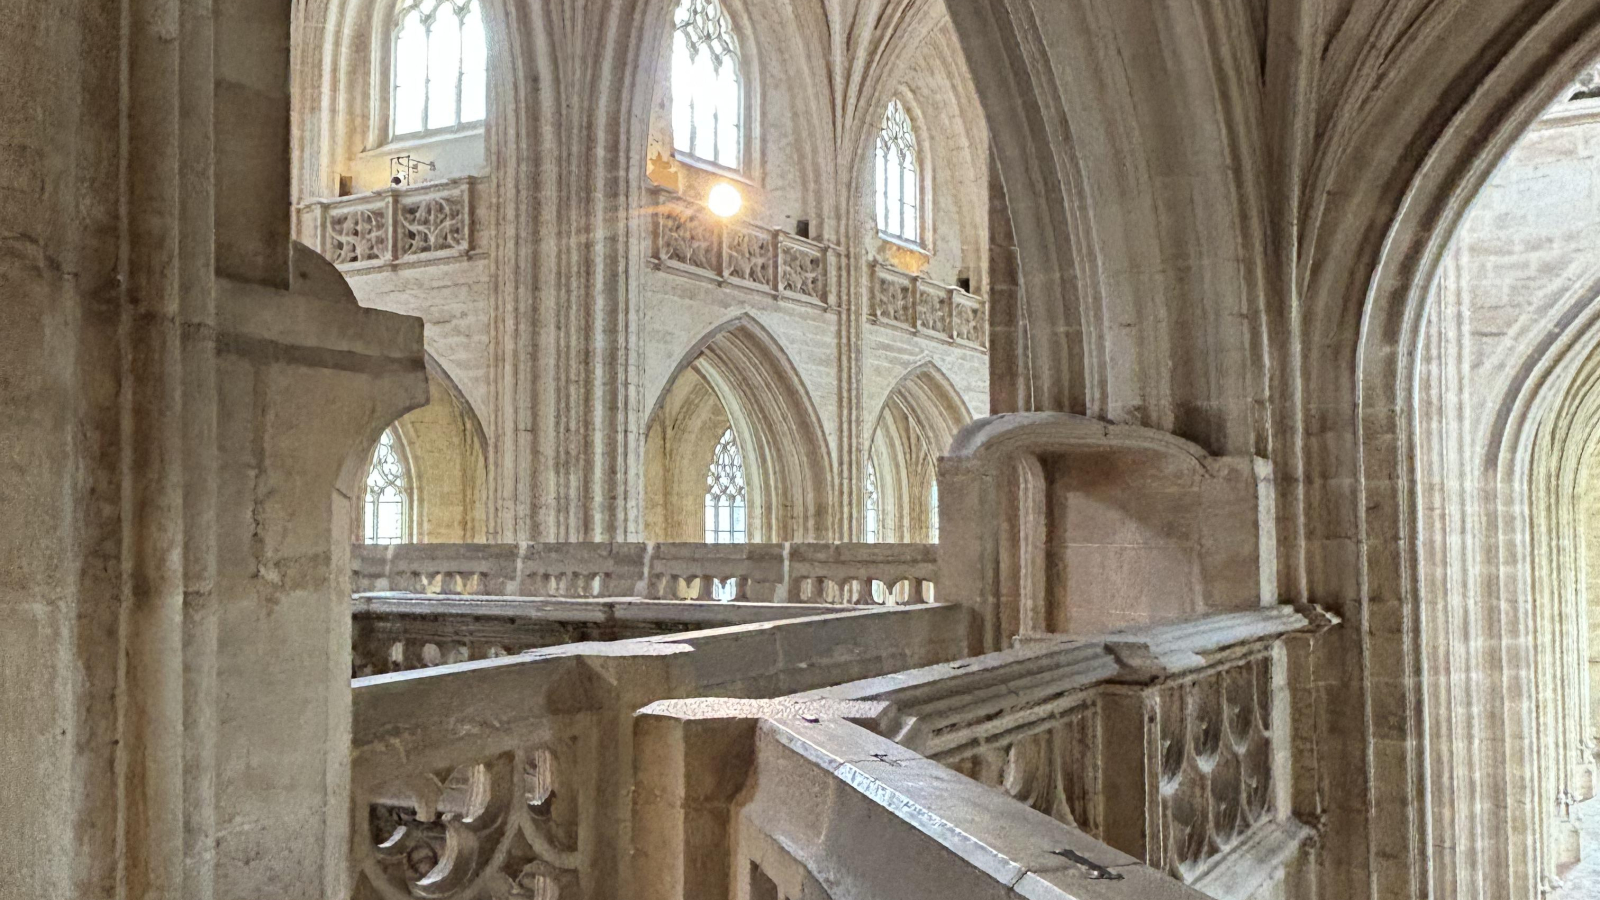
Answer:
704, 428, 747, 543
876, 99, 920, 243
864, 461, 881, 543
672, 0, 742, 169
364, 427, 413, 544
391, 0, 487, 137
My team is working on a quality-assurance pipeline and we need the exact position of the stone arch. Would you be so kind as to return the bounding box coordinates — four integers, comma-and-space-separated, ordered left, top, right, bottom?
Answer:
292, 0, 509, 199
865, 362, 973, 543
640, 0, 831, 226
846, 25, 988, 282
1295, 11, 1600, 898
943, 4, 1277, 431
382, 354, 490, 542
643, 315, 834, 541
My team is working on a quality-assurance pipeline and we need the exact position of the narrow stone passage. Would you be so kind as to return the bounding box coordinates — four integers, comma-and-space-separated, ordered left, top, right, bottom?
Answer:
1563, 798, 1600, 898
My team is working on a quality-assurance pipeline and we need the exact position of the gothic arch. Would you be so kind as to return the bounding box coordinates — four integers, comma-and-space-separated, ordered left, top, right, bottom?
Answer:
643, 315, 834, 541
871, 361, 973, 455
1294, 8, 1600, 898
846, 26, 988, 276
865, 362, 973, 542
292, 0, 511, 199
944, 3, 1275, 434
382, 354, 490, 542
640, 0, 831, 225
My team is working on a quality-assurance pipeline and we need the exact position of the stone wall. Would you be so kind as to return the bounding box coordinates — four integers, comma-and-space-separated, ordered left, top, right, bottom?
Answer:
291, 1, 990, 543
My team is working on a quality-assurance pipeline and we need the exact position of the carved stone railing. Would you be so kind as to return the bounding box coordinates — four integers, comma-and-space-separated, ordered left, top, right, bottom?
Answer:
870, 260, 988, 350
352, 593, 843, 676
648, 188, 836, 308
349, 604, 972, 900
353, 541, 939, 606
786, 605, 1326, 897
300, 176, 483, 271
629, 606, 1325, 900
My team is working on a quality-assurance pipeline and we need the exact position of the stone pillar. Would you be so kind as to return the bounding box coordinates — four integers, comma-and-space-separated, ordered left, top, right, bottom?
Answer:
211, 249, 426, 899
630, 698, 888, 900
215, 0, 292, 287
632, 711, 760, 899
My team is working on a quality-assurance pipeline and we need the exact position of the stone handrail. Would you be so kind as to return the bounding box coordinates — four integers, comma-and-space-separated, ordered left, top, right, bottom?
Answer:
791, 604, 1327, 896
648, 187, 835, 307
352, 593, 844, 675
631, 606, 1327, 899
299, 176, 483, 270
352, 541, 939, 605
348, 604, 972, 900
870, 259, 988, 349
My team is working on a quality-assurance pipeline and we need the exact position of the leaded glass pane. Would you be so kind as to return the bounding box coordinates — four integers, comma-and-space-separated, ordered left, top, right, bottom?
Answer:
672, 0, 742, 169
704, 428, 747, 544
364, 428, 412, 544
876, 99, 920, 242
864, 461, 880, 543
391, 0, 487, 138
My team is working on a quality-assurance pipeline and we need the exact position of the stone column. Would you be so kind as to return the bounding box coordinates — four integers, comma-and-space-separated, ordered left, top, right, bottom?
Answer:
211, 251, 426, 899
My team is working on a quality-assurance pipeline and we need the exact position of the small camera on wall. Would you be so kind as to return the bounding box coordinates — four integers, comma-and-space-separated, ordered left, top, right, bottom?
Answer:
389, 155, 436, 187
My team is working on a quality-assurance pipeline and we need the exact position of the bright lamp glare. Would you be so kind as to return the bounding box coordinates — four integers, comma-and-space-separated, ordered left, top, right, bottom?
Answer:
708, 182, 743, 218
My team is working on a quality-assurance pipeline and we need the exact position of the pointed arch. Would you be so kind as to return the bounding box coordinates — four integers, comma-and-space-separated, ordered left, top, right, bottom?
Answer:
871, 360, 973, 456
866, 361, 974, 543
643, 314, 834, 540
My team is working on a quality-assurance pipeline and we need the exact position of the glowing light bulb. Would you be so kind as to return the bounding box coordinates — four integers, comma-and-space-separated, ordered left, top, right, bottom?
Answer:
708, 182, 743, 218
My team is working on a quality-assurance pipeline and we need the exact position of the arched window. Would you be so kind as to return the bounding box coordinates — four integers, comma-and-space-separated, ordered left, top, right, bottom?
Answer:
364, 427, 413, 544
704, 428, 747, 543
391, 0, 487, 138
864, 461, 880, 543
876, 99, 920, 243
672, 0, 742, 169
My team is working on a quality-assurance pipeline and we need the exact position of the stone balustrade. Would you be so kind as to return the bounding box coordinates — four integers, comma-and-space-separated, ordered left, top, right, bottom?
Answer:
299, 176, 484, 270
348, 604, 973, 900
648, 188, 836, 308
346, 595, 1327, 899
636, 604, 1329, 899
352, 541, 939, 605
352, 593, 846, 675
870, 259, 988, 349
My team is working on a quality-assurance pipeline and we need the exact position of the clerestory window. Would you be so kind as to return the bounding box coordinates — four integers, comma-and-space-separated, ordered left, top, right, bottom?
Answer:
672, 0, 743, 169
391, 0, 487, 138
364, 427, 413, 544
876, 99, 920, 243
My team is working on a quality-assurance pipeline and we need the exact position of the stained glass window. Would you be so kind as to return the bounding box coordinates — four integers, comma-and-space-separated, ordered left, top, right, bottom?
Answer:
364, 427, 412, 544
392, 0, 486, 137
876, 99, 920, 242
864, 460, 880, 543
672, 0, 742, 169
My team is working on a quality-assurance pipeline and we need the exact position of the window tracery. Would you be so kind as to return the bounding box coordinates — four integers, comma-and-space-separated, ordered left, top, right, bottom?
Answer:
704, 428, 747, 543
876, 99, 920, 243
391, 0, 487, 137
364, 427, 413, 544
864, 460, 880, 543
672, 0, 742, 169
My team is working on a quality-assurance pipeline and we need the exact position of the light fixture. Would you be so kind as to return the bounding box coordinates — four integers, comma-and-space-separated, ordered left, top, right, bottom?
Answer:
708, 182, 743, 218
